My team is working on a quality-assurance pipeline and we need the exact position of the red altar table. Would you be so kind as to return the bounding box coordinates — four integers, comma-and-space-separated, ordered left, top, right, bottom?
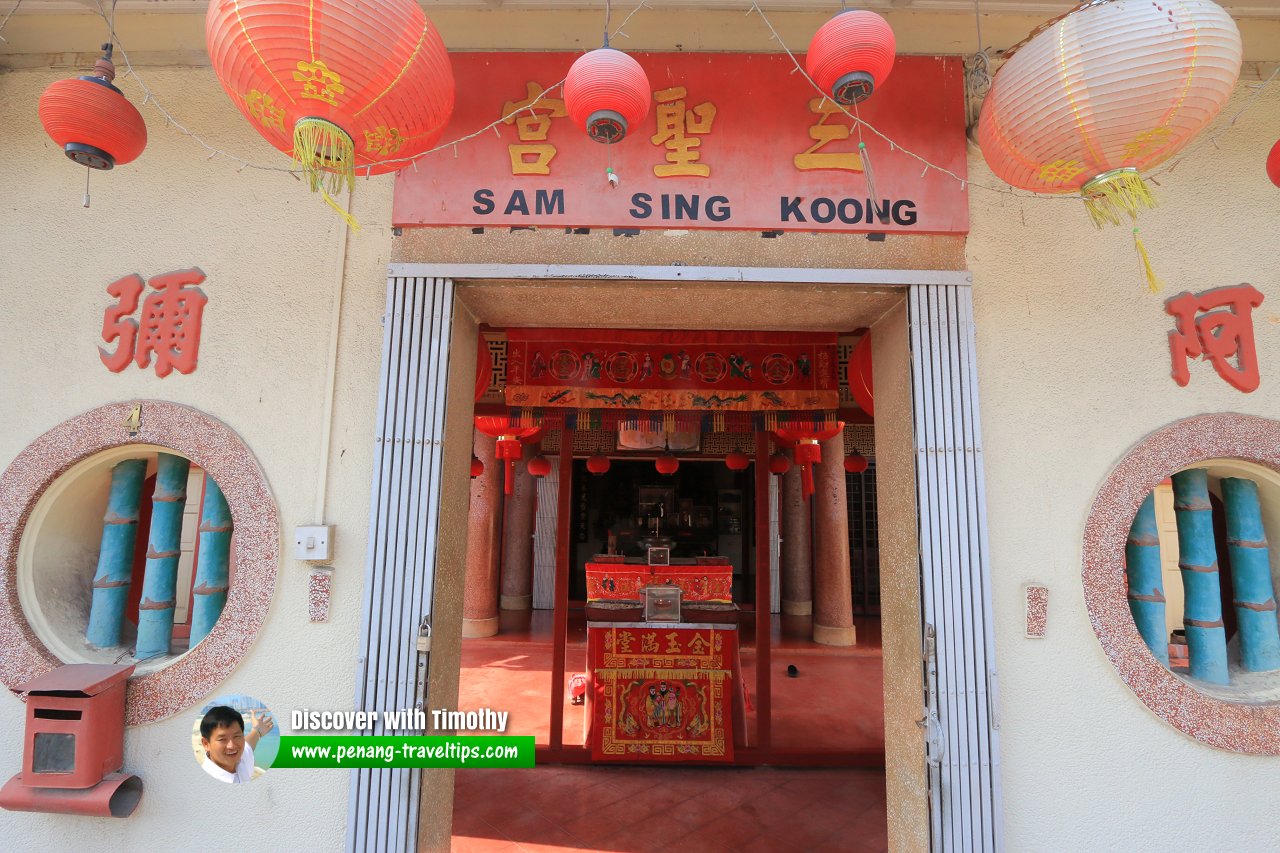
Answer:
587, 622, 735, 763
585, 560, 733, 603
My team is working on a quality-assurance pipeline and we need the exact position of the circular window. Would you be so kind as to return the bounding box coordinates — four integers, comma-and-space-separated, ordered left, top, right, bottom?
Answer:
1085, 413, 1280, 754
0, 402, 278, 725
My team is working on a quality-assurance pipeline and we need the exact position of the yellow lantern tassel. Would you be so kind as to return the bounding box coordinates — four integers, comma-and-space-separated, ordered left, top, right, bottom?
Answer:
1081, 168, 1158, 228
293, 117, 361, 230
1133, 228, 1163, 293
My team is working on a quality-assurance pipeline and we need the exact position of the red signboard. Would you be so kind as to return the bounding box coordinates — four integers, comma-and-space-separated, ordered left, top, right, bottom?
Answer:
393, 53, 969, 234
505, 328, 839, 411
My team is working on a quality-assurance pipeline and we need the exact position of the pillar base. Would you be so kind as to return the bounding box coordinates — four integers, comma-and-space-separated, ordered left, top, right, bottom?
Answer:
462, 616, 499, 638
781, 599, 813, 616
813, 623, 857, 647
500, 594, 532, 611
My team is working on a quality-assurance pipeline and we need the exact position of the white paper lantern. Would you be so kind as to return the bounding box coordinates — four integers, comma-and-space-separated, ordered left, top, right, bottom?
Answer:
978, 0, 1241, 227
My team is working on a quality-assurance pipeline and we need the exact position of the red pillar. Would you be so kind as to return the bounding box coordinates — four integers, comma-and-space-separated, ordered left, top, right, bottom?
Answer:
812, 433, 856, 646
779, 454, 813, 616
462, 431, 502, 638
500, 442, 537, 611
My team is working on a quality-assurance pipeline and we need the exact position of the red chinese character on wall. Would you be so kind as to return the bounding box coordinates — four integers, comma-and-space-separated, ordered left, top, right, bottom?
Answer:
1166, 284, 1264, 393
99, 267, 207, 377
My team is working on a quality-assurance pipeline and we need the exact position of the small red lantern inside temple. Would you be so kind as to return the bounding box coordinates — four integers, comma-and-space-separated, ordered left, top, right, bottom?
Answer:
806, 10, 896, 106
849, 332, 874, 417
725, 451, 751, 471
470, 456, 485, 478
527, 455, 552, 477
774, 422, 845, 497
474, 416, 543, 494
586, 453, 611, 475
1268, 140, 1280, 189
38, 43, 147, 171
655, 454, 680, 476
768, 453, 792, 476
844, 453, 869, 474
564, 47, 651, 144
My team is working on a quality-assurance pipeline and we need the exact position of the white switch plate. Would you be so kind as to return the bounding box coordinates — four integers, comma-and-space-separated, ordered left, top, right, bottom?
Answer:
295, 525, 333, 560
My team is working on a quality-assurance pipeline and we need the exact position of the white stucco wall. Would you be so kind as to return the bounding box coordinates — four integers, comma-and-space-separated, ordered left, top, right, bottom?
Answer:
968, 75, 1280, 850
0, 65, 393, 849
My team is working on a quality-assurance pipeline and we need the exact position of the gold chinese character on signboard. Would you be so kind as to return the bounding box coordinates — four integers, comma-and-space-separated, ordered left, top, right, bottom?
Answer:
687, 633, 709, 655
294, 60, 345, 106
502, 81, 567, 176
641, 632, 659, 654
616, 630, 635, 653
664, 631, 682, 654
651, 86, 716, 178
793, 97, 863, 173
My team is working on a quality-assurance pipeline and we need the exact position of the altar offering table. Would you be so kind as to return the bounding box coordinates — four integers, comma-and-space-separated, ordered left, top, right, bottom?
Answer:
585, 558, 733, 603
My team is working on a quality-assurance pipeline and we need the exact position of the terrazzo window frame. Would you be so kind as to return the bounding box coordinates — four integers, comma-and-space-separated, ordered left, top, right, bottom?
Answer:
1084, 413, 1280, 754
0, 401, 279, 726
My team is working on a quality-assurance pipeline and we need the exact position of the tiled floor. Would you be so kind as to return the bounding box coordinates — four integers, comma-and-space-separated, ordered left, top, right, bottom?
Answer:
451, 765, 889, 853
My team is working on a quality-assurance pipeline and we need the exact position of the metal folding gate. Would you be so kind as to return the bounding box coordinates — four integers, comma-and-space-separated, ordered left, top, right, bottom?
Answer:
909, 284, 1004, 853
347, 275, 454, 853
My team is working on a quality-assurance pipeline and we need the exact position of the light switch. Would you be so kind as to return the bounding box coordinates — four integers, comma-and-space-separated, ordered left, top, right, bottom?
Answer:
295, 525, 333, 560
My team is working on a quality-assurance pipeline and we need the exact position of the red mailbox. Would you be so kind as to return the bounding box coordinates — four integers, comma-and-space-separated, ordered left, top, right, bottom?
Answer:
0, 664, 143, 818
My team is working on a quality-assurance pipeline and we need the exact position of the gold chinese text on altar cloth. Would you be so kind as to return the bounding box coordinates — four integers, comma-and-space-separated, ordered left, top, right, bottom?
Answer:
503, 81, 566, 176
650, 86, 717, 178
794, 97, 864, 173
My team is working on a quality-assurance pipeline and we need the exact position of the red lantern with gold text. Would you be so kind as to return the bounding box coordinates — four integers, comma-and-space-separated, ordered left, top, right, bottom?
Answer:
849, 332, 874, 417
586, 453, 611, 475
844, 454, 869, 474
655, 454, 680, 476
805, 10, 896, 105
527, 455, 552, 478
725, 451, 751, 472
470, 456, 485, 478
774, 422, 845, 497
978, 1, 1240, 234
38, 44, 147, 171
768, 453, 792, 476
564, 48, 651, 144
206, 0, 454, 220
474, 416, 543, 495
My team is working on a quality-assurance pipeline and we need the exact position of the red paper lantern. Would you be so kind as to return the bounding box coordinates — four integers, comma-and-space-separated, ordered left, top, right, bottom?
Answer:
978, 1, 1239, 228
725, 451, 751, 471
774, 423, 845, 497
474, 416, 544, 494
768, 453, 792, 476
470, 456, 485, 478
527, 455, 552, 477
844, 454, 869, 474
805, 10, 896, 106
655, 454, 680, 476
206, 0, 454, 208
1268, 140, 1280, 189
586, 453, 611, 475
849, 332, 874, 417
564, 48, 651, 144
38, 44, 147, 170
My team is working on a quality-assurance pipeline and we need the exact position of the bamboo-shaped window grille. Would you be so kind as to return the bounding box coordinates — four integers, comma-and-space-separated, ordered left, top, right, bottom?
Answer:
1125, 470, 1280, 685
85, 453, 234, 659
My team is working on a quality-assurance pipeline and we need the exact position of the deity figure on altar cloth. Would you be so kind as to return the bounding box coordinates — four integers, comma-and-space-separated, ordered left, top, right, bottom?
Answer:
646, 685, 662, 728
580, 352, 597, 379
657, 681, 671, 726
678, 350, 692, 379
640, 352, 654, 381
728, 353, 753, 380
665, 686, 682, 727
796, 352, 810, 377
530, 351, 547, 379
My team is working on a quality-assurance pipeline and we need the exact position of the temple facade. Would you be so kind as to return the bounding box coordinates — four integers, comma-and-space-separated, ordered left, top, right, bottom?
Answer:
1, 2, 1279, 851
